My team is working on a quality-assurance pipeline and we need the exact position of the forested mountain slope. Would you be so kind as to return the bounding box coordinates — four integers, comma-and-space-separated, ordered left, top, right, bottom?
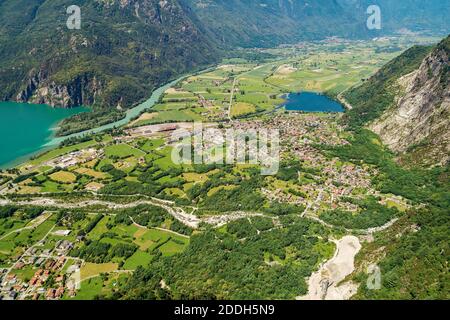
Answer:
183, 0, 364, 47
0, 0, 219, 109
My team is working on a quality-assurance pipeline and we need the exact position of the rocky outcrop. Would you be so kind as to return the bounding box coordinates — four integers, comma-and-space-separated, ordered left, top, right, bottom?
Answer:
370, 38, 449, 166
16, 70, 104, 108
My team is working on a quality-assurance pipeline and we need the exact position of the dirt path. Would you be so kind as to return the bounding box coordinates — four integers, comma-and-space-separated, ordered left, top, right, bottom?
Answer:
297, 235, 362, 300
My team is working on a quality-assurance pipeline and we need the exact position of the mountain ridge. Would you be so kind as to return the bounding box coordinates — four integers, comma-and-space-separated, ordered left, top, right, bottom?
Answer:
0, 0, 219, 109
344, 35, 449, 166
0, 0, 449, 115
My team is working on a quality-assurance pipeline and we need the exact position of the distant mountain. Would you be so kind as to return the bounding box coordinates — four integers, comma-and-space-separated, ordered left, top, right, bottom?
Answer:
344, 35, 449, 166
0, 0, 449, 118
182, 0, 364, 47
188, 0, 450, 47
338, 0, 450, 35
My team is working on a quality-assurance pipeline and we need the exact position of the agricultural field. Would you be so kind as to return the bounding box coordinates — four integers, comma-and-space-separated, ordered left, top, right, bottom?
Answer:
80, 262, 119, 281
49, 171, 77, 184
230, 102, 257, 118
128, 39, 402, 128
262, 44, 401, 97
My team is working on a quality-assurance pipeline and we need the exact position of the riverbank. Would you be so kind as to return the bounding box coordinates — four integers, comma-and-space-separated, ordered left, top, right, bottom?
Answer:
0, 76, 187, 170
337, 93, 353, 110
297, 235, 362, 300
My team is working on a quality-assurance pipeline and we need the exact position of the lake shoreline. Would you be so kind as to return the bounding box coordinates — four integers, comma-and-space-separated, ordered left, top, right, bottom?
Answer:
0, 103, 88, 169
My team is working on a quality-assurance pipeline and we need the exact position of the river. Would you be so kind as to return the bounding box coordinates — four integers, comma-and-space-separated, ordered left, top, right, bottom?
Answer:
46, 76, 186, 146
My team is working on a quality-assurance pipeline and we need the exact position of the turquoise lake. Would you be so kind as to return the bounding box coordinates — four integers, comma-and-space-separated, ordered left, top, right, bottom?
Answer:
0, 102, 88, 168
282, 92, 344, 112
0, 75, 185, 169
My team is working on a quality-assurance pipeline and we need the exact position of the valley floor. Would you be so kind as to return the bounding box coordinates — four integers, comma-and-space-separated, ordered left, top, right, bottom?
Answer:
0, 36, 445, 300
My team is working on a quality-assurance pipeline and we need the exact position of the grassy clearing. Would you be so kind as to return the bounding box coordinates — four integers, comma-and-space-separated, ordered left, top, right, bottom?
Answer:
139, 138, 165, 153
49, 171, 77, 183
153, 147, 175, 170
30, 217, 56, 242
26, 140, 97, 167
385, 199, 407, 212
134, 109, 202, 127
0, 218, 27, 237
41, 180, 64, 193
113, 157, 138, 173
87, 216, 110, 240
123, 250, 153, 270
80, 262, 118, 281
85, 182, 104, 191
160, 239, 189, 257
69, 276, 103, 300
129, 112, 159, 127
164, 188, 186, 198
74, 167, 107, 179
105, 144, 145, 159
182, 172, 209, 183
132, 227, 188, 255
207, 185, 238, 197
12, 265, 35, 282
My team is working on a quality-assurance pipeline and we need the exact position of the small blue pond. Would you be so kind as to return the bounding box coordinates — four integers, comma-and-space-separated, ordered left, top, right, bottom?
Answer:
281, 91, 344, 113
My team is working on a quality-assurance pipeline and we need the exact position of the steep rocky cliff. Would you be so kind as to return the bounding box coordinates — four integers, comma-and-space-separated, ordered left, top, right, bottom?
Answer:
15, 69, 104, 108
344, 35, 449, 166
370, 38, 449, 166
